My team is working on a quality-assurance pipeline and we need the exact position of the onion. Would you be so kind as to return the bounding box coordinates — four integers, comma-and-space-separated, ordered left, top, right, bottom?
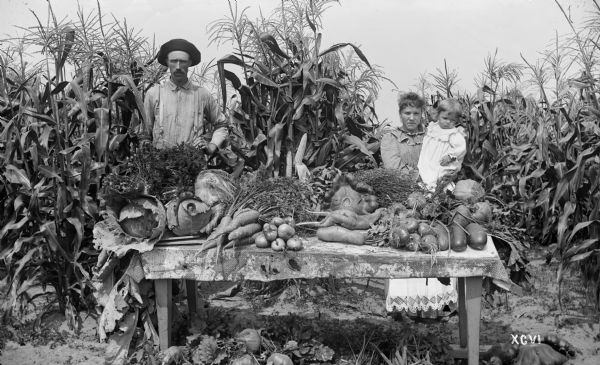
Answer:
235, 329, 261, 353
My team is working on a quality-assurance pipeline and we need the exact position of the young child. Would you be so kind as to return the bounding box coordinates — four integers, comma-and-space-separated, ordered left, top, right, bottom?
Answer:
417, 98, 467, 192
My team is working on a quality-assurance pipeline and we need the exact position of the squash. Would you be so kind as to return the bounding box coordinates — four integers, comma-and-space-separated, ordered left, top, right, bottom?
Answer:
430, 222, 450, 251
317, 226, 365, 245
466, 223, 487, 250
450, 223, 468, 252
453, 179, 485, 203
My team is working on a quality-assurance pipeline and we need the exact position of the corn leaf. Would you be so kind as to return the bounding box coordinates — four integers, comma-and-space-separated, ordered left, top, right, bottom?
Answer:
557, 202, 577, 250
343, 135, 372, 157
319, 43, 371, 68
94, 108, 110, 160
4, 165, 31, 190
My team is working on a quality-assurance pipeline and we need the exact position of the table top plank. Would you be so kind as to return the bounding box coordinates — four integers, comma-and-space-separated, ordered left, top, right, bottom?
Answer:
141, 236, 510, 285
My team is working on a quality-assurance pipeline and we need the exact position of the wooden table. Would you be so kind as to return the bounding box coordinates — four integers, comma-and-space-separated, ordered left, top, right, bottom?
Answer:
141, 236, 510, 364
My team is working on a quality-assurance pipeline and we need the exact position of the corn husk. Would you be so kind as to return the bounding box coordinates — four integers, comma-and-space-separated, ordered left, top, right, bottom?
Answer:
351, 168, 424, 207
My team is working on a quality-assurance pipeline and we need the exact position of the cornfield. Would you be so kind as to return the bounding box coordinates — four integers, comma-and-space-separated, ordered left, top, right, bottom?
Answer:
0, 0, 599, 363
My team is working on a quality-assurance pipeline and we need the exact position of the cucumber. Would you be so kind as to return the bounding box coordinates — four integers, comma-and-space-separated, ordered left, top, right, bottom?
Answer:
431, 222, 450, 251
466, 223, 487, 250
450, 223, 468, 252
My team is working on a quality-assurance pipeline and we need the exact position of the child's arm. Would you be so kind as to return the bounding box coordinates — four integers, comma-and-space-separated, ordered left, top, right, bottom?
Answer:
440, 132, 466, 167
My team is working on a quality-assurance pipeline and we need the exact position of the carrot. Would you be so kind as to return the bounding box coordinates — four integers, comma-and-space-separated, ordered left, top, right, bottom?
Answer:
317, 226, 365, 245
221, 210, 260, 233
223, 235, 256, 250
200, 235, 226, 252
202, 209, 259, 252
227, 223, 262, 241
354, 208, 384, 230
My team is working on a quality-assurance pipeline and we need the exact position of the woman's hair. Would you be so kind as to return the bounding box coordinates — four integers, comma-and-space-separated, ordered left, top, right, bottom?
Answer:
436, 98, 462, 120
397, 92, 425, 112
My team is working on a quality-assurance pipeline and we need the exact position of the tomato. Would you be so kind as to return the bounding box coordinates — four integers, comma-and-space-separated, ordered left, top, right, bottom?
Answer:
254, 233, 270, 248
283, 216, 295, 228
271, 238, 286, 251
277, 223, 295, 240
263, 223, 278, 242
286, 236, 303, 251
270, 217, 285, 226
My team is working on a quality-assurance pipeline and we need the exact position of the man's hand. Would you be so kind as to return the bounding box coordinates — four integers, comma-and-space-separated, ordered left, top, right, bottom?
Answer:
439, 154, 455, 166
206, 142, 218, 156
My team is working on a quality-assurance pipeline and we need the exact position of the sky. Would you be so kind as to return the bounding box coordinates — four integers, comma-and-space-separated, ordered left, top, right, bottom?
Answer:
0, 0, 595, 123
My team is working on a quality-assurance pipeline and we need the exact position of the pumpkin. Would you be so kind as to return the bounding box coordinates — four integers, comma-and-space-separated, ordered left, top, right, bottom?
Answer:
165, 197, 212, 236
266, 353, 293, 365
453, 179, 485, 203
118, 196, 166, 239
235, 328, 261, 354
231, 354, 258, 365
514, 344, 568, 365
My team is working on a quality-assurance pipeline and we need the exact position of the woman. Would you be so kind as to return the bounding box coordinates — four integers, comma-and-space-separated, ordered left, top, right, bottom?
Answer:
380, 92, 426, 173
380, 92, 457, 321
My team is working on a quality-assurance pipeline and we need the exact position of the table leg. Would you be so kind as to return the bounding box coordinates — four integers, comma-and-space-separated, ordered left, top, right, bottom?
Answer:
465, 276, 482, 365
457, 277, 467, 348
155, 279, 172, 351
186, 280, 197, 314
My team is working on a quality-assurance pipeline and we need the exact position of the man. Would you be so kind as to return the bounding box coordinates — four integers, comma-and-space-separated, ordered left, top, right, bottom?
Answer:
142, 38, 227, 154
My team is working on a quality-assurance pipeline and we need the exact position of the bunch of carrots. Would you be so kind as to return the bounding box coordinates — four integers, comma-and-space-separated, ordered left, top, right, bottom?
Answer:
199, 207, 262, 252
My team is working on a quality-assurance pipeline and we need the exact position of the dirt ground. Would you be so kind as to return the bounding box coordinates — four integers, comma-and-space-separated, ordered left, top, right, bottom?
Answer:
0, 252, 598, 365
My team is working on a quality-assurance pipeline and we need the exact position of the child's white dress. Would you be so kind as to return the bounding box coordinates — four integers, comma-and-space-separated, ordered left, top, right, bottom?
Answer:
386, 122, 466, 317
417, 122, 467, 191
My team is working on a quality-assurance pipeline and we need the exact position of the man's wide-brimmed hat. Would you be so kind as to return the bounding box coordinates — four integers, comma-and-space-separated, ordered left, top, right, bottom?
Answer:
157, 39, 201, 66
